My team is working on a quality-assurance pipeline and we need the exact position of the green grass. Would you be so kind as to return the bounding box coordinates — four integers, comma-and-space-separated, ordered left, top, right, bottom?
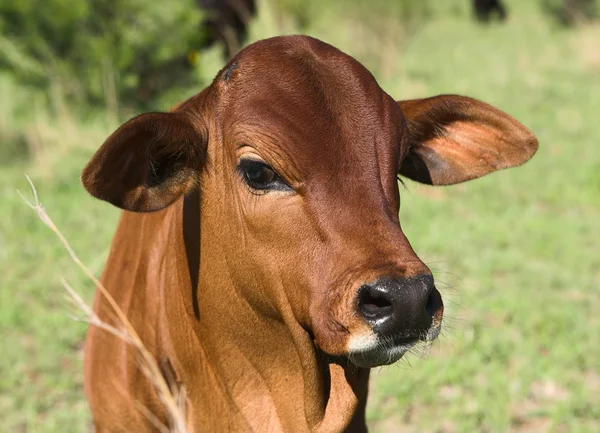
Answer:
1, 0, 599, 431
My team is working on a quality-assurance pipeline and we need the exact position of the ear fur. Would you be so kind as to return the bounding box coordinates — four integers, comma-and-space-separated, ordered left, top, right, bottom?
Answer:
81, 111, 207, 212
398, 95, 538, 185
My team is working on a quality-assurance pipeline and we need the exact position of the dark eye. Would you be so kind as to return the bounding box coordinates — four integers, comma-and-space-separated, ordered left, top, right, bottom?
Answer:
237, 159, 292, 192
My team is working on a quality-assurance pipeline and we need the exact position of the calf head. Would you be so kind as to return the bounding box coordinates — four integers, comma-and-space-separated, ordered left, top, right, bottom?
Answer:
82, 36, 537, 368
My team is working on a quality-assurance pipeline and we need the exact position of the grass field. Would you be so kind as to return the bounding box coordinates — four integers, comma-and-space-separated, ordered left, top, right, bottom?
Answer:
1, 0, 599, 431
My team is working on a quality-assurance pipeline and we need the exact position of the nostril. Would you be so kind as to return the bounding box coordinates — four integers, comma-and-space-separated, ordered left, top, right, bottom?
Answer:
425, 286, 443, 318
358, 285, 394, 320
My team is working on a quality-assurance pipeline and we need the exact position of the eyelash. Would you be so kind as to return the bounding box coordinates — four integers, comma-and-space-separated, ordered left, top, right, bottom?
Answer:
236, 159, 293, 194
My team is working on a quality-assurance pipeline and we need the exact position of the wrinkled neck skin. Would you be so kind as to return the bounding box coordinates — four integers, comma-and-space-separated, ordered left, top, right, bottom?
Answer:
153, 193, 370, 433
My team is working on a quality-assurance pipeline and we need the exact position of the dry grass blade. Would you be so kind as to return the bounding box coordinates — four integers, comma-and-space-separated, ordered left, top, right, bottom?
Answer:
19, 175, 188, 433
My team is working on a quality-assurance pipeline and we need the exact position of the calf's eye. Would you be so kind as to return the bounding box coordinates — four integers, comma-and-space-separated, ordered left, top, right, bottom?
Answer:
237, 158, 292, 192
246, 162, 276, 184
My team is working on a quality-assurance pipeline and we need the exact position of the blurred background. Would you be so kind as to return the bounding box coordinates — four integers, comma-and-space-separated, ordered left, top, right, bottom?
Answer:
1, 0, 599, 431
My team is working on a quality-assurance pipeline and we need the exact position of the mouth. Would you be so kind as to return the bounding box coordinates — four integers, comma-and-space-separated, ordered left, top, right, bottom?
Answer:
347, 322, 442, 368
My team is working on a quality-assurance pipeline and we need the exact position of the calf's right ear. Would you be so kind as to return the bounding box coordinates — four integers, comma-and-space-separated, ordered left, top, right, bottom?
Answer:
81, 111, 207, 212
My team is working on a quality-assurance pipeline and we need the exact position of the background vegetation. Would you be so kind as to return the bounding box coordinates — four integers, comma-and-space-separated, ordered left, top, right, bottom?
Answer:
1, 0, 599, 431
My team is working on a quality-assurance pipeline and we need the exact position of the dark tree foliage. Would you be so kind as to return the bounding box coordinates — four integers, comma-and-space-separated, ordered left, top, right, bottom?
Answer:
0, 0, 205, 106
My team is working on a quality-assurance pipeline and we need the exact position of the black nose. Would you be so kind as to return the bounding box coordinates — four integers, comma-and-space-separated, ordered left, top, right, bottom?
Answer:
357, 275, 443, 338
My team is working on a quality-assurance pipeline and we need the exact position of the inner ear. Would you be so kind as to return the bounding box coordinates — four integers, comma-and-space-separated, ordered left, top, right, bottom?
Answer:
397, 95, 538, 186
81, 111, 207, 212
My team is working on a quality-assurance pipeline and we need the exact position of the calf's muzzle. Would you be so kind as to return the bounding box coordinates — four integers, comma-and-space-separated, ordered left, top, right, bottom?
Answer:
357, 274, 443, 341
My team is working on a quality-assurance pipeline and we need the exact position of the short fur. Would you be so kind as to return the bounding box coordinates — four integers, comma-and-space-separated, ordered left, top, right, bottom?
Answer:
81, 36, 537, 432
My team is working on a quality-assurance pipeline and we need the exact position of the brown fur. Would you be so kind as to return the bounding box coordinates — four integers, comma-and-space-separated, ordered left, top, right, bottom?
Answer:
81, 36, 537, 432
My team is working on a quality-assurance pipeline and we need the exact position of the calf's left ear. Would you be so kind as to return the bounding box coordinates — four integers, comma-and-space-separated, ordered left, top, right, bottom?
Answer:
398, 95, 538, 185
81, 111, 206, 212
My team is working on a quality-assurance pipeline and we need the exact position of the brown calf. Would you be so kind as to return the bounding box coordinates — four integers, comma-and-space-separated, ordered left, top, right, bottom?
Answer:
81, 35, 538, 432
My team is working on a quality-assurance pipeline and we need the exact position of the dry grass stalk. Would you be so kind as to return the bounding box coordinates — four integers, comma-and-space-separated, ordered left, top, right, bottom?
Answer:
19, 175, 188, 433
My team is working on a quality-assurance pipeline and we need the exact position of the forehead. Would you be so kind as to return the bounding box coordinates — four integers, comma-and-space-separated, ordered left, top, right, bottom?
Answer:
214, 37, 404, 175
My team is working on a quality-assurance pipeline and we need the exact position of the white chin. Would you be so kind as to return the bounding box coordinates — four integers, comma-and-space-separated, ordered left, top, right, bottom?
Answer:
348, 344, 412, 368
